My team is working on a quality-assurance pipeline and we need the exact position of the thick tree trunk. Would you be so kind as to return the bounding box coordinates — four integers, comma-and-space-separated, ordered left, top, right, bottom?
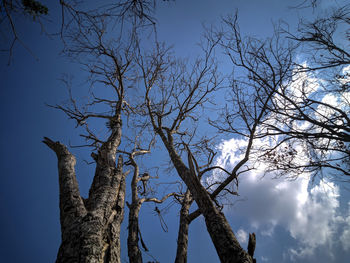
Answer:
174, 189, 193, 263
158, 132, 254, 263
44, 135, 126, 263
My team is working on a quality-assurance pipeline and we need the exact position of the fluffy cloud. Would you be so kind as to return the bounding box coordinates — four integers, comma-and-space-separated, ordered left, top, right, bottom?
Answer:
286, 181, 341, 260
340, 203, 350, 251
236, 228, 248, 244
209, 63, 350, 260
212, 137, 350, 261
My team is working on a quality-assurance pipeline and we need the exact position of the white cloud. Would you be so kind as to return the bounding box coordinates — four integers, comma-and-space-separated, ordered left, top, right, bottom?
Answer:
286, 180, 340, 259
340, 203, 350, 251
212, 137, 350, 261
236, 228, 248, 244
209, 63, 350, 260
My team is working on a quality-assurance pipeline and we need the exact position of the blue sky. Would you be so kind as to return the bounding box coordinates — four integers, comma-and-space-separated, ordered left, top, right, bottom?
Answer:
1, 0, 350, 262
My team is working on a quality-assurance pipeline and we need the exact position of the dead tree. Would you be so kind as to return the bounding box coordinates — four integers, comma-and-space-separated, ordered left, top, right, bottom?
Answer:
43, 32, 129, 259
206, 13, 295, 183
122, 144, 176, 263
43, 100, 126, 262
43, 5, 157, 261
140, 33, 255, 262
1, 0, 160, 64
174, 142, 220, 263
260, 4, 350, 180
139, 10, 298, 261
251, 4, 350, 182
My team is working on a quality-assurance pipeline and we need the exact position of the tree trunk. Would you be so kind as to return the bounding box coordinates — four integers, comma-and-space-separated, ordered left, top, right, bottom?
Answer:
127, 154, 144, 263
44, 136, 126, 263
185, 170, 252, 263
127, 203, 143, 263
174, 189, 193, 263
126, 151, 176, 263
158, 132, 254, 263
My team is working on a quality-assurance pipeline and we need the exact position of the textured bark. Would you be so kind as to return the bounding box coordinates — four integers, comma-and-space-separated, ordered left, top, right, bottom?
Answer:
185, 170, 252, 263
126, 152, 176, 263
174, 189, 193, 263
44, 112, 126, 263
157, 131, 254, 263
127, 203, 143, 263
127, 159, 143, 263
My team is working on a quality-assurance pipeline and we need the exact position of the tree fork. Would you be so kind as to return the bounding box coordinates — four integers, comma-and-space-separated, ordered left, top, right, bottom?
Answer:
156, 132, 254, 263
43, 137, 126, 263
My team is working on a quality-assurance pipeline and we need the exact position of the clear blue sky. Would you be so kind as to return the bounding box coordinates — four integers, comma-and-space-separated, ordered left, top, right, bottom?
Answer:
1, 1, 350, 262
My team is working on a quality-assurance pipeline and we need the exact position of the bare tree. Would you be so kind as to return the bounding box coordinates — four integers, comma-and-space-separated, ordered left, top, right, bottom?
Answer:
43, 38, 129, 262
42, 6, 158, 261
205, 13, 295, 178
122, 143, 176, 263
168, 14, 294, 263
1, 0, 161, 64
256, 4, 350, 181
139, 27, 256, 261
171, 7, 350, 262
41, 2, 350, 262
209, 4, 350, 184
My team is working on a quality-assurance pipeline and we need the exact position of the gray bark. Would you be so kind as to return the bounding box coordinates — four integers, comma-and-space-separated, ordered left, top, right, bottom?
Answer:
174, 189, 193, 263
157, 131, 254, 263
127, 157, 143, 263
127, 202, 143, 263
126, 152, 175, 263
44, 112, 126, 263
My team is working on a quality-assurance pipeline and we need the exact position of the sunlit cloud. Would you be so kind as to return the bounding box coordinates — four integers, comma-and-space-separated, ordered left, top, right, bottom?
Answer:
286, 180, 340, 260
212, 136, 349, 261
207, 61, 350, 261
